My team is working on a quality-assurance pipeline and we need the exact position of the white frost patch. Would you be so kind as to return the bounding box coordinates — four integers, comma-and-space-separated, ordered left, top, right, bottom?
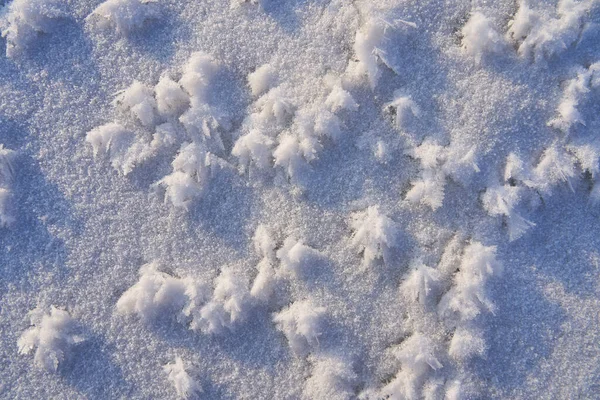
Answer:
248, 64, 278, 97
448, 327, 486, 361
325, 86, 359, 113
548, 62, 600, 134
276, 237, 322, 279
400, 262, 441, 306
405, 140, 479, 210
0, 0, 66, 57
155, 76, 190, 118
232, 129, 274, 173
438, 242, 503, 323
303, 354, 357, 400
350, 16, 415, 88
482, 185, 535, 241
87, 0, 160, 36
380, 333, 442, 399
116, 262, 188, 323
163, 357, 202, 399
157, 143, 228, 209
250, 225, 279, 302
385, 93, 420, 130
17, 306, 83, 372
114, 81, 158, 128
461, 12, 507, 63
527, 144, 577, 195
273, 300, 326, 356
350, 206, 399, 268
507, 0, 596, 61
85, 122, 133, 171
198, 268, 251, 334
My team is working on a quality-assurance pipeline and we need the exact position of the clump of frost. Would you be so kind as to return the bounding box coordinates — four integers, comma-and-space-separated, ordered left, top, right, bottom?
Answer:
448, 326, 486, 361
250, 225, 279, 302
87, 0, 160, 36
253, 87, 295, 126
180, 52, 220, 104
507, 0, 597, 61
114, 81, 157, 127
399, 262, 441, 306
276, 237, 323, 279
350, 206, 399, 268
380, 333, 442, 399
405, 140, 479, 210
155, 76, 190, 118
481, 185, 535, 241
198, 268, 251, 334
85, 122, 133, 171
248, 64, 278, 97
547, 63, 600, 134
272, 97, 349, 184
156, 143, 229, 209
178, 52, 230, 150
179, 279, 212, 331
163, 357, 202, 399
0, 0, 66, 57
116, 262, 187, 323
461, 12, 507, 63
569, 141, 600, 204
526, 144, 576, 195
17, 306, 83, 372
438, 242, 503, 323
325, 86, 359, 113
350, 16, 416, 88
303, 354, 357, 400
385, 93, 420, 130
232, 129, 274, 173
273, 300, 326, 356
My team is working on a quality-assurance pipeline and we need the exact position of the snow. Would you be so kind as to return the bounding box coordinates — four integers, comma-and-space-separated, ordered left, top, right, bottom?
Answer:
273, 300, 326, 356
0, 0, 66, 57
461, 12, 507, 63
2, 0, 600, 398
17, 306, 83, 372
163, 357, 202, 399
87, 0, 160, 37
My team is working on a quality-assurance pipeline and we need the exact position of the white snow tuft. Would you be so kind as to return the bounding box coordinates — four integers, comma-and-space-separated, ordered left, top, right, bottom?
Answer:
482, 185, 535, 241
386, 93, 420, 130
303, 354, 357, 400
163, 357, 202, 399
400, 262, 441, 306
85, 122, 133, 171
461, 12, 507, 63
116, 262, 188, 323
438, 242, 503, 323
248, 64, 278, 97
507, 0, 596, 61
87, 0, 160, 36
114, 81, 158, 128
276, 237, 322, 279
155, 76, 190, 118
273, 300, 326, 356
350, 206, 399, 268
17, 306, 83, 372
0, 0, 66, 57
381, 333, 442, 399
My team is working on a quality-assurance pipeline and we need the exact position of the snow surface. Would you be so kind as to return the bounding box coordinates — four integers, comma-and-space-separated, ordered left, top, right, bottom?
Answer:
1, 0, 600, 398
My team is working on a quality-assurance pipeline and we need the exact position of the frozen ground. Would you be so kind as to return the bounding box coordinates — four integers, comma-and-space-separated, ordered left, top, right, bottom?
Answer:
0, 0, 599, 398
